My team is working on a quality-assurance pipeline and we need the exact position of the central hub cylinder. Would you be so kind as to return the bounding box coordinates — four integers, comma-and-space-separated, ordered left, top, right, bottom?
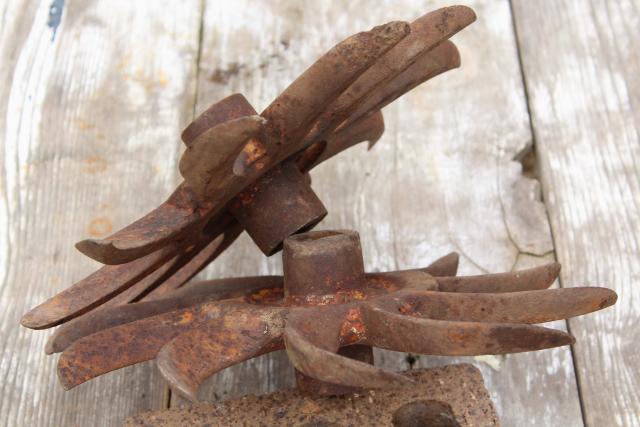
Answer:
229, 161, 327, 256
283, 230, 365, 298
283, 230, 373, 395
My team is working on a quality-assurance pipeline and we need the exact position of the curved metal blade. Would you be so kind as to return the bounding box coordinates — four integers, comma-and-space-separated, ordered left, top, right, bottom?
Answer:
285, 326, 409, 390
45, 276, 282, 354
77, 95, 257, 265
140, 219, 244, 300
109, 217, 235, 305
436, 263, 561, 293
260, 21, 410, 152
284, 308, 411, 389
75, 183, 211, 264
298, 110, 385, 172
388, 287, 617, 324
56, 302, 242, 389
156, 306, 286, 401
345, 39, 460, 130
422, 252, 460, 277
304, 7, 475, 144
362, 303, 574, 356
364, 269, 438, 292
21, 243, 180, 329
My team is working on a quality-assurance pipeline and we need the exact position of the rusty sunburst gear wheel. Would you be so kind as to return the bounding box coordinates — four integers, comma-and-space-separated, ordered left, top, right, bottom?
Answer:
47, 230, 615, 401
19, 5, 617, 404
21, 6, 477, 330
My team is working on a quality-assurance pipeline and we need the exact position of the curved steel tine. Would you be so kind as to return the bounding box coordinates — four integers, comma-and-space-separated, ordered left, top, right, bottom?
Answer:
75, 183, 210, 264
107, 216, 236, 305
260, 21, 410, 153
74, 23, 410, 264
45, 276, 282, 354
390, 287, 617, 324
76, 93, 258, 265
106, 251, 188, 306
298, 111, 385, 172
156, 306, 286, 401
285, 309, 410, 389
362, 302, 574, 356
23, 212, 240, 330
141, 220, 244, 300
303, 6, 474, 144
56, 302, 229, 389
436, 263, 561, 293
21, 244, 181, 330
422, 252, 460, 277
344, 40, 460, 131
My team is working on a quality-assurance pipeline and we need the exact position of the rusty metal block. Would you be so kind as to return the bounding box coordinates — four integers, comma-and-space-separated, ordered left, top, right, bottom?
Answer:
124, 364, 500, 426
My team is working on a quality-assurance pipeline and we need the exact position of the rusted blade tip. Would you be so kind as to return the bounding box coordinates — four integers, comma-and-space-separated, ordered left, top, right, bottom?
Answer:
441, 5, 477, 26
75, 238, 141, 265
373, 20, 411, 39
590, 287, 618, 310
424, 252, 460, 277
57, 354, 82, 390
20, 307, 53, 330
44, 336, 57, 355
511, 325, 575, 351
448, 41, 462, 69
544, 262, 561, 282
75, 238, 111, 262
523, 262, 561, 288
156, 347, 199, 402
367, 112, 385, 150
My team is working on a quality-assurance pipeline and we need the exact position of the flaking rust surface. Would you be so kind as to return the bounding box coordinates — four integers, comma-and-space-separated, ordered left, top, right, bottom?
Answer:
125, 364, 499, 426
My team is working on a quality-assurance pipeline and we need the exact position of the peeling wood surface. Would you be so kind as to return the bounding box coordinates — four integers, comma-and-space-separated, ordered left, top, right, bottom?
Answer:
513, 1, 640, 426
0, 0, 634, 426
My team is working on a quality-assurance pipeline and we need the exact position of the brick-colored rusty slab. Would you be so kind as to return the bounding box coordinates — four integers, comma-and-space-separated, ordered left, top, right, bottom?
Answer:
125, 364, 499, 427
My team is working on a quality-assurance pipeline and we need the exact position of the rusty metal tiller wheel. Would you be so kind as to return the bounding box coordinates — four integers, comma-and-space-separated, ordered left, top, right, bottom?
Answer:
21, 6, 477, 330
19, 5, 617, 403
45, 230, 615, 401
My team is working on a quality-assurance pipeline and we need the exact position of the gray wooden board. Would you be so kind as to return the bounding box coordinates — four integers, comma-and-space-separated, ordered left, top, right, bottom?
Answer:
1, 0, 635, 426
170, 1, 584, 426
0, 0, 201, 425
513, 1, 640, 426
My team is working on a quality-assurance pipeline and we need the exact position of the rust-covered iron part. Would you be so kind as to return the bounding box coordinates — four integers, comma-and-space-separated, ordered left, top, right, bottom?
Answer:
42, 229, 615, 401
20, 5, 616, 405
22, 6, 476, 330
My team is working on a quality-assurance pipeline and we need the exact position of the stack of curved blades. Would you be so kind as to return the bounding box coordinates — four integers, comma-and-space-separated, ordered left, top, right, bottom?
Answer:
21, 6, 476, 331
46, 252, 615, 401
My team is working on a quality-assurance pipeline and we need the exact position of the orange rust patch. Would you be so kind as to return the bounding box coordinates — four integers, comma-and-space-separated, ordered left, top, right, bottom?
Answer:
340, 307, 365, 344
246, 287, 284, 304
87, 217, 112, 237
176, 311, 194, 325
241, 138, 267, 165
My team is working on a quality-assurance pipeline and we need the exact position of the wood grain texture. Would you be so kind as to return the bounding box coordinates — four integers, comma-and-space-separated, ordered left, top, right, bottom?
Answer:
0, 0, 201, 425
512, 1, 639, 426
172, 1, 583, 426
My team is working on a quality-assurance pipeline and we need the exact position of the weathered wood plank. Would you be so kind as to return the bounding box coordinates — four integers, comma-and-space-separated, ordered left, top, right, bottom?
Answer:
173, 1, 584, 425
0, 0, 201, 425
512, 1, 640, 425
